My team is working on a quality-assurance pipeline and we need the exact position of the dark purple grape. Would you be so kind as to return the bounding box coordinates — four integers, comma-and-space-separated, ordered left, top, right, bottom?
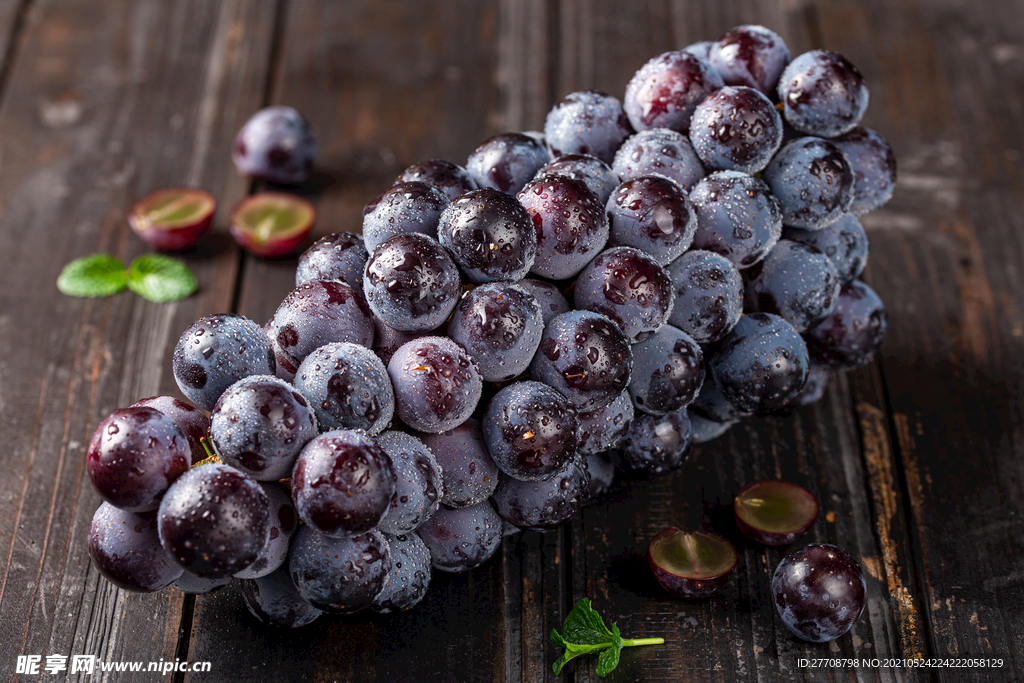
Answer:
157, 463, 269, 578
606, 175, 696, 265
574, 246, 675, 342
772, 543, 866, 642
689, 86, 783, 173
543, 90, 632, 164
666, 249, 744, 344
778, 50, 868, 138
748, 240, 842, 332
578, 390, 633, 455
234, 482, 298, 579
361, 181, 450, 254
388, 336, 483, 433
211, 375, 318, 480
536, 154, 618, 205
289, 525, 390, 612
447, 283, 544, 382
708, 25, 791, 95
628, 325, 704, 415
173, 314, 276, 411
232, 106, 316, 184
689, 171, 783, 269
623, 51, 724, 133
295, 232, 368, 293
518, 174, 609, 280
804, 280, 887, 369
396, 159, 478, 202
240, 565, 322, 628
832, 127, 896, 215
87, 407, 190, 513
466, 132, 550, 194
682, 41, 713, 61
610, 406, 693, 476
171, 571, 232, 594
88, 503, 182, 592
371, 532, 432, 613
689, 410, 735, 443
611, 128, 705, 191
585, 452, 616, 497
372, 316, 426, 366
690, 370, 751, 423
437, 188, 537, 283
129, 396, 209, 466
363, 233, 462, 332
762, 137, 854, 230
418, 418, 499, 508
417, 501, 502, 572
710, 313, 810, 413
529, 310, 633, 412
482, 381, 580, 482
794, 362, 831, 406
291, 430, 396, 537
491, 455, 589, 531
515, 278, 571, 326
376, 431, 443, 535
784, 214, 868, 284
269, 281, 375, 380
293, 342, 394, 435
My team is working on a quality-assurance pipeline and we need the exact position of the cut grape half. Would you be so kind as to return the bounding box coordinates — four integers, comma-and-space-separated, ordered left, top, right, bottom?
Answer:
648, 528, 736, 598
129, 188, 216, 251
230, 192, 315, 258
734, 479, 819, 546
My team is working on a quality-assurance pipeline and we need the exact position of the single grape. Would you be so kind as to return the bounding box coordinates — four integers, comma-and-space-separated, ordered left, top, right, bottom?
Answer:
794, 361, 832, 406
536, 154, 618, 205
611, 128, 705, 191
515, 278, 571, 326
628, 325, 704, 415
376, 431, 444, 535
87, 407, 191, 513
88, 503, 183, 592
388, 336, 483, 433
689, 410, 736, 444
129, 396, 210, 465
417, 501, 502, 572
371, 532, 433, 613
361, 181, 451, 253
232, 106, 316, 184
289, 525, 390, 613
466, 132, 550, 194
491, 455, 590, 531
610, 406, 693, 476
518, 174, 609, 280
761, 137, 854, 230
585, 452, 616, 497
543, 90, 632, 164
689, 86, 783, 173
803, 280, 887, 369
210, 375, 318, 480
291, 430, 396, 537
234, 482, 298, 579
240, 565, 322, 628
396, 159, 478, 202
708, 25, 791, 95
606, 175, 696, 265
363, 233, 462, 332
623, 51, 724, 133
173, 314, 276, 411
747, 240, 842, 332
171, 571, 232, 594
784, 214, 869, 284
689, 171, 783, 269
157, 463, 269, 578
666, 250, 744, 344
293, 342, 395, 435
772, 543, 866, 642
577, 390, 634, 455
778, 50, 868, 138
832, 127, 897, 215
437, 188, 537, 283
418, 418, 500, 508
295, 232, 368, 293
447, 283, 544, 382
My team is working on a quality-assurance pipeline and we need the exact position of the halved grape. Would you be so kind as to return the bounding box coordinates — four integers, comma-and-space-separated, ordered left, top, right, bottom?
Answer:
129, 187, 215, 251
734, 479, 819, 545
230, 192, 315, 258
648, 528, 737, 598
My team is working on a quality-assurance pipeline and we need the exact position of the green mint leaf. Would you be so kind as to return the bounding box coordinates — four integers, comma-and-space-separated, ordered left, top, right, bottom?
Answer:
561, 599, 615, 645
57, 254, 128, 298
595, 641, 621, 677
126, 254, 197, 303
551, 599, 664, 677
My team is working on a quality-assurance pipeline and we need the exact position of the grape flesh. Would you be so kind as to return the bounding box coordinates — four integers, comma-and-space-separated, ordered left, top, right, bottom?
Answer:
762, 137, 854, 230
804, 280, 887, 369
482, 381, 580, 482
388, 336, 483, 433
295, 232, 368, 294
515, 278, 571, 326
88, 503, 183, 592
371, 532, 433, 613
361, 181, 450, 253
689, 171, 783, 269
157, 463, 269, 578
577, 390, 634, 455
376, 431, 444, 535
832, 127, 897, 215
288, 525, 390, 613
518, 174, 609, 280
211, 375, 318, 480
87, 407, 191, 513
293, 342, 395, 435
623, 51, 724, 133
173, 314, 276, 411
784, 214, 868, 284
447, 283, 544, 382
396, 159, 478, 202
543, 90, 632, 164
606, 175, 696, 265
466, 132, 551, 194
240, 566, 322, 628
234, 482, 298, 579
491, 456, 590, 531
666, 249, 743, 343
708, 25, 791, 95
232, 106, 316, 184
611, 128, 705, 191
627, 325, 704, 415
772, 543, 866, 642
611, 406, 693, 476
778, 50, 868, 138
689, 86, 782, 173
437, 188, 537, 283
417, 501, 502, 572
418, 418, 499, 508
574, 246, 675, 343
364, 233, 462, 332
130, 396, 210, 465
536, 154, 618, 205
748, 240, 842, 332
291, 430, 396, 537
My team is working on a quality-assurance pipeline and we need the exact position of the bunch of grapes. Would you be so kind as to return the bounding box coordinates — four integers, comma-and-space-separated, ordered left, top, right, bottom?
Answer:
85, 24, 890, 637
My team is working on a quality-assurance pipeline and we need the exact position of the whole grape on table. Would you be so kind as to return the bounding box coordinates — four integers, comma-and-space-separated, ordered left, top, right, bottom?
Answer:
85, 24, 891, 642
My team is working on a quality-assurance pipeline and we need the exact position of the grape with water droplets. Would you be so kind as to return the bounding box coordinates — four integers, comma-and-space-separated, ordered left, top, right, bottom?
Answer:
466, 132, 550, 194
376, 431, 444, 535
666, 249, 744, 344
761, 137, 854, 230
623, 51, 724, 133
361, 181, 450, 253
295, 232, 368, 293
778, 50, 868, 138
372, 532, 433, 613
708, 25, 791, 95
627, 325, 704, 415
518, 174, 609, 280
388, 336, 483, 433
689, 170, 783, 270
689, 86, 782, 173
611, 406, 694, 476
515, 278, 571, 326
577, 390, 634, 456
536, 154, 618, 205
803, 280, 887, 370
772, 543, 866, 642
234, 482, 298, 579
88, 503, 183, 592
832, 127, 896, 215
747, 239, 841, 332
396, 159, 478, 201
293, 342, 395, 435
240, 565, 322, 628
418, 418, 499, 508
611, 128, 705, 191
417, 501, 502, 573
784, 214, 868, 284
288, 525, 390, 613
491, 455, 590, 531
130, 396, 210, 466
606, 175, 696, 265
543, 90, 632, 164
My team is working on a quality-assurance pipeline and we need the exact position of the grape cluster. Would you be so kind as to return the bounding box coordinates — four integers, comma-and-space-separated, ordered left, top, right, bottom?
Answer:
85, 24, 890, 640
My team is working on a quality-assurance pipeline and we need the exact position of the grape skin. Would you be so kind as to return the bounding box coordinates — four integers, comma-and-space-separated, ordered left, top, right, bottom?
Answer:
388, 336, 483, 433
491, 456, 590, 531
361, 181, 450, 254
417, 418, 500, 508
536, 154, 618, 206
832, 127, 897, 215
761, 137, 855, 230
376, 431, 444, 535
288, 525, 391, 613
666, 249, 744, 344
708, 25, 791, 95
803, 280, 887, 369
447, 283, 544, 382
543, 90, 632, 164
606, 175, 697, 266
295, 232, 368, 294
689, 86, 782, 174
627, 325, 704, 415
417, 501, 502, 573
372, 532, 433, 613
612, 128, 706, 191
466, 132, 551, 194
88, 503, 183, 592
293, 342, 395, 435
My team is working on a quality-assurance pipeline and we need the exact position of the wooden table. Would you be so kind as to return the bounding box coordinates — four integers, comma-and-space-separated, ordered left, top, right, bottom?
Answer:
1, 0, 1021, 681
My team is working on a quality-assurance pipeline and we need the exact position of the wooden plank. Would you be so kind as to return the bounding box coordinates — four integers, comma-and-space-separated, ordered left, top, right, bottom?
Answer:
0, 0, 275, 678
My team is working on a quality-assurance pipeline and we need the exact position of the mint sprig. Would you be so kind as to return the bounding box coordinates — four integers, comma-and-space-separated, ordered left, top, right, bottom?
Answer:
56, 254, 128, 297
550, 599, 664, 677
57, 253, 197, 303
